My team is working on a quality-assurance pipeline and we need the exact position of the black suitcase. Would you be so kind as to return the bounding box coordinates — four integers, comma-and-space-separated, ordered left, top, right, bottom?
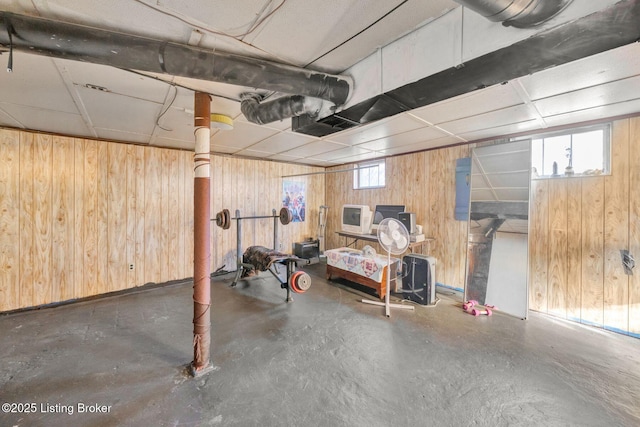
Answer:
401, 254, 436, 305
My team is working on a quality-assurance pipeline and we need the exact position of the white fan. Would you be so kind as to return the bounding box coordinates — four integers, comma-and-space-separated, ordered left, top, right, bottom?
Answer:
362, 218, 414, 317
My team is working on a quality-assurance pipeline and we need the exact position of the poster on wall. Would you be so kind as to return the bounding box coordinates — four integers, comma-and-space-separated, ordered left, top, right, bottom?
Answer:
282, 180, 306, 223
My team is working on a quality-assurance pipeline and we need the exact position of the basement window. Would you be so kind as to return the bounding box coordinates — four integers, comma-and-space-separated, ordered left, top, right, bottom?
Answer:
530, 124, 611, 178
354, 160, 386, 189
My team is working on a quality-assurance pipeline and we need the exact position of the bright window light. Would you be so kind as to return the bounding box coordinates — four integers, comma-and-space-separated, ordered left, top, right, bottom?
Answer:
354, 160, 386, 189
530, 125, 610, 178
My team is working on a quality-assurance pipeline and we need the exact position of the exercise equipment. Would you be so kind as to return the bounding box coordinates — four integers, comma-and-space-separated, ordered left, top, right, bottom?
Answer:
213, 207, 292, 229
317, 205, 329, 254
462, 300, 478, 311
471, 307, 493, 316
289, 271, 311, 293
213, 208, 309, 302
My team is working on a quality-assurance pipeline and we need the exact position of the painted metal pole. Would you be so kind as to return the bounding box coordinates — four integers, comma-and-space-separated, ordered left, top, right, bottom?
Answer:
191, 92, 211, 375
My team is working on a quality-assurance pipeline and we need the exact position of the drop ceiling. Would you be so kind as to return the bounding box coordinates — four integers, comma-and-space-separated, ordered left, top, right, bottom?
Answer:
1, 0, 639, 167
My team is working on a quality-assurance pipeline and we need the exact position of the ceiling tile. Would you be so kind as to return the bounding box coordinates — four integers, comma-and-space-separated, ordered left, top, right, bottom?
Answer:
0, 53, 78, 114
268, 153, 304, 162
356, 125, 450, 151
246, 131, 317, 153
95, 128, 150, 144
61, 59, 170, 104
79, 88, 161, 135
0, 103, 92, 137
379, 134, 461, 155
456, 119, 542, 142
533, 75, 640, 117
309, 145, 374, 161
0, 106, 24, 128
519, 42, 640, 101
153, 137, 195, 151
541, 99, 640, 128
235, 148, 276, 158
411, 82, 524, 125
327, 114, 426, 145
210, 121, 279, 151
283, 140, 347, 157
301, 158, 343, 167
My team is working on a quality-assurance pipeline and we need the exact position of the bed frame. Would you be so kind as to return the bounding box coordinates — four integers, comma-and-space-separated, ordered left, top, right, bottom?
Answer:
326, 262, 398, 300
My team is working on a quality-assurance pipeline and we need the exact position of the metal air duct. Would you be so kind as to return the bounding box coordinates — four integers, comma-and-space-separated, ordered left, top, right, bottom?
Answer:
454, 0, 573, 28
0, 12, 352, 112
240, 93, 324, 125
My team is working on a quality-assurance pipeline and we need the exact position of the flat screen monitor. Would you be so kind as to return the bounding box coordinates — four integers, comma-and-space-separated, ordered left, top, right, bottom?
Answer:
371, 204, 406, 231
341, 204, 372, 234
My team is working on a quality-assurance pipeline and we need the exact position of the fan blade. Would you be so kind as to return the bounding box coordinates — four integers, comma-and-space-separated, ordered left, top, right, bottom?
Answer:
396, 235, 408, 249
380, 231, 394, 246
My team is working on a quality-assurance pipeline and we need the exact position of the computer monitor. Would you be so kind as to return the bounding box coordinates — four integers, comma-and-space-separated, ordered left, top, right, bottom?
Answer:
341, 204, 373, 234
371, 204, 406, 231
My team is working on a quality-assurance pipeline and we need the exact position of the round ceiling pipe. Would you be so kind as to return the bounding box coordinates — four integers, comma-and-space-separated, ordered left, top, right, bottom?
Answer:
454, 0, 573, 28
0, 12, 352, 106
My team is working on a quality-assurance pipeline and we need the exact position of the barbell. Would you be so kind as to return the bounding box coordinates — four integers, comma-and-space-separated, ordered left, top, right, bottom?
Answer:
213, 207, 293, 229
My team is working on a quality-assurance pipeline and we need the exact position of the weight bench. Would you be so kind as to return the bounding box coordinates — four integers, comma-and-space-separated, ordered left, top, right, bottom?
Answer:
233, 245, 311, 302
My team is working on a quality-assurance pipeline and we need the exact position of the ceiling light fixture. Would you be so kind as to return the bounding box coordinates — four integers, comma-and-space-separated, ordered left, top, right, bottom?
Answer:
210, 113, 233, 131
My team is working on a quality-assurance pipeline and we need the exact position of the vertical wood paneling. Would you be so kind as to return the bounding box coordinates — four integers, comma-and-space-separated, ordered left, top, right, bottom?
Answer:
0, 130, 20, 311
144, 147, 162, 284
220, 156, 232, 267
96, 140, 109, 295
566, 178, 582, 321
176, 151, 186, 280
126, 144, 145, 288
107, 143, 127, 292
51, 136, 74, 302
547, 178, 568, 318
581, 177, 605, 326
604, 120, 630, 332
160, 149, 170, 283
19, 133, 34, 308
166, 150, 180, 281
73, 139, 85, 299
529, 179, 549, 312
33, 134, 52, 306
83, 140, 99, 297
629, 117, 640, 335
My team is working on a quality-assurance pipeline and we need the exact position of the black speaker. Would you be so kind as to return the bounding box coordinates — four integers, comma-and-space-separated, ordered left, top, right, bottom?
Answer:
401, 254, 436, 305
399, 212, 416, 234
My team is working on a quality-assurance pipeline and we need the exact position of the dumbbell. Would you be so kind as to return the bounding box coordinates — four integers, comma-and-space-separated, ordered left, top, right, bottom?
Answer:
471, 307, 492, 317
462, 300, 478, 311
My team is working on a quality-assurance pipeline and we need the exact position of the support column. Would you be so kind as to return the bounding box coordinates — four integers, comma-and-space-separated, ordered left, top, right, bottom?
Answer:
191, 92, 212, 375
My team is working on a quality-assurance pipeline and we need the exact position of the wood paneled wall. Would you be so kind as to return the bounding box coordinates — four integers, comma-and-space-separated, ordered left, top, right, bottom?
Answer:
325, 145, 470, 290
0, 128, 323, 312
210, 156, 325, 272
529, 117, 640, 336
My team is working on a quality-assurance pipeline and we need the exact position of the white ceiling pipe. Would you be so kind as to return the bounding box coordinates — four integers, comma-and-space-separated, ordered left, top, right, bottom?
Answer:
454, 0, 573, 28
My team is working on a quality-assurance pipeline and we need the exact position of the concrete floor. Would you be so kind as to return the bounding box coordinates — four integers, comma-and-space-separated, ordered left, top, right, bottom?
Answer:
1, 263, 639, 427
